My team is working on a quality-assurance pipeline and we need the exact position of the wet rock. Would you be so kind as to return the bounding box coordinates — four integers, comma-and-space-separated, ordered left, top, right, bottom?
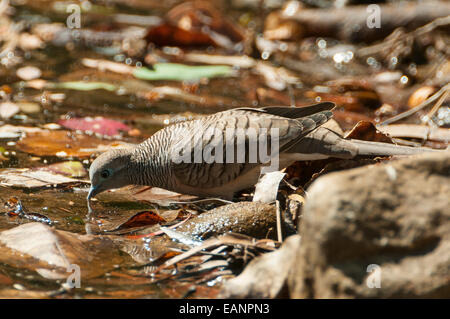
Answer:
217, 152, 449, 298
177, 202, 277, 240
220, 235, 300, 298
118, 235, 187, 264
288, 151, 450, 298
117, 202, 278, 264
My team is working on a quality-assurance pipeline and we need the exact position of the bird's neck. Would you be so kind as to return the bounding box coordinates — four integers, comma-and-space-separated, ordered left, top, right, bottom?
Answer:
129, 130, 173, 189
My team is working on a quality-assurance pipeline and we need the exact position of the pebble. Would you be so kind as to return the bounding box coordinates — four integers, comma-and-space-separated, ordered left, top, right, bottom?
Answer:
16, 66, 42, 81
13, 283, 26, 290
0, 102, 19, 119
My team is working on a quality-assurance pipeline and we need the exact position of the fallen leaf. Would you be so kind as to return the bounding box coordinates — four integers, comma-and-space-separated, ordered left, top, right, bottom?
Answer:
132, 186, 197, 206
0, 223, 127, 280
0, 125, 48, 139
0, 289, 51, 298
145, 1, 245, 50
145, 24, 215, 47
0, 162, 87, 188
253, 171, 286, 203
132, 63, 233, 81
345, 121, 394, 143
332, 110, 376, 131
40, 161, 88, 178
16, 130, 130, 158
112, 211, 166, 231
58, 117, 131, 137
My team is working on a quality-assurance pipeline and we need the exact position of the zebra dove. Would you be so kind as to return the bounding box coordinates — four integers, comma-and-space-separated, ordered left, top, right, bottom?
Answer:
88, 102, 435, 200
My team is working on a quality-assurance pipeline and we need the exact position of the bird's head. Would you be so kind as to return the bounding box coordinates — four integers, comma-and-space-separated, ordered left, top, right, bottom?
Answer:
88, 148, 133, 200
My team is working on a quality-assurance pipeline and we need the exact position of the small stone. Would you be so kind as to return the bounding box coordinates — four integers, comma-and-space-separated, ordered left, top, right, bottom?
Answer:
16, 66, 42, 81
0, 102, 19, 119
13, 283, 26, 291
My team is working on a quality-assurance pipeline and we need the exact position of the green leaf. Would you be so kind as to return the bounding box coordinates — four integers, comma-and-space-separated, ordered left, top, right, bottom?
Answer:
132, 63, 232, 81
52, 82, 117, 91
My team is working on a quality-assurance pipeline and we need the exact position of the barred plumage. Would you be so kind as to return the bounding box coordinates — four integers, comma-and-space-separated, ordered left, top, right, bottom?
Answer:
88, 102, 437, 200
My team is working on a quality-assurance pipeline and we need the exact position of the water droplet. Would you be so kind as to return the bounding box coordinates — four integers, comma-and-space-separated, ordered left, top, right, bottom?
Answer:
317, 39, 327, 49
400, 75, 409, 84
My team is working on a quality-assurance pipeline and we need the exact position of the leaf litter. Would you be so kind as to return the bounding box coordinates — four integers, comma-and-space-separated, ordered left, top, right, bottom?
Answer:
0, 0, 448, 298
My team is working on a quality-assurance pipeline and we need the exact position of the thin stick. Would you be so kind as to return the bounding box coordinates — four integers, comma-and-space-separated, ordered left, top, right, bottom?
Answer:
276, 200, 283, 242
424, 89, 449, 124
378, 83, 450, 126
358, 15, 450, 56
168, 197, 233, 205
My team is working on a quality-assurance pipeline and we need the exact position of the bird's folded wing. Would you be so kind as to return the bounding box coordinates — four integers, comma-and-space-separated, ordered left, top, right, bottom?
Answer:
236, 101, 335, 119
170, 106, 333, 188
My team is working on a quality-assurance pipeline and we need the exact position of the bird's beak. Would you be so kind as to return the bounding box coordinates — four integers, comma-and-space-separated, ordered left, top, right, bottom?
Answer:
87, 185, 98, 200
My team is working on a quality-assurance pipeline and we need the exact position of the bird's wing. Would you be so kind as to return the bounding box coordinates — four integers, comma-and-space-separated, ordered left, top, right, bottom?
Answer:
169, 105, 333, 189
236, 102, 335, 119
293, 127, 437, 158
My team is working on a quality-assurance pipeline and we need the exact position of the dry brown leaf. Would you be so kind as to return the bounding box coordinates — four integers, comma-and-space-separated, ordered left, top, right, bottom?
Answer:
16, 130, 130, 158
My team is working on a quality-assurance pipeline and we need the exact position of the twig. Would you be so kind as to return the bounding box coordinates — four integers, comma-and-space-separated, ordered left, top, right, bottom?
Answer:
276, 200, 283, 242
168, 197, 233, 205
379, 83, 450, 126
287, 83, 296, 107
358, 15, 450, 57
423, 89, 449, 125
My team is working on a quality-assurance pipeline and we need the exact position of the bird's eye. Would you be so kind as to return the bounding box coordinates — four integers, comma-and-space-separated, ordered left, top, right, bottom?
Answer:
100, 169, 111, 179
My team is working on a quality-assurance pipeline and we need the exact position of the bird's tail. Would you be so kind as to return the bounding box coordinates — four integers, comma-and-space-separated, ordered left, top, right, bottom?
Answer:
286, 127, 442, 160
349, 139, 440, 156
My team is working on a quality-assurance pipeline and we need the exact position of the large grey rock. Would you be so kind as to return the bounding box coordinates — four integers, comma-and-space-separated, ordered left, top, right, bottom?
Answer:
289, 151, 450, 298
218, 152, 449, 298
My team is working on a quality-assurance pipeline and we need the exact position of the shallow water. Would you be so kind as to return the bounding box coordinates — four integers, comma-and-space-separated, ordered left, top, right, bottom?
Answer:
2, 0, 446, 299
